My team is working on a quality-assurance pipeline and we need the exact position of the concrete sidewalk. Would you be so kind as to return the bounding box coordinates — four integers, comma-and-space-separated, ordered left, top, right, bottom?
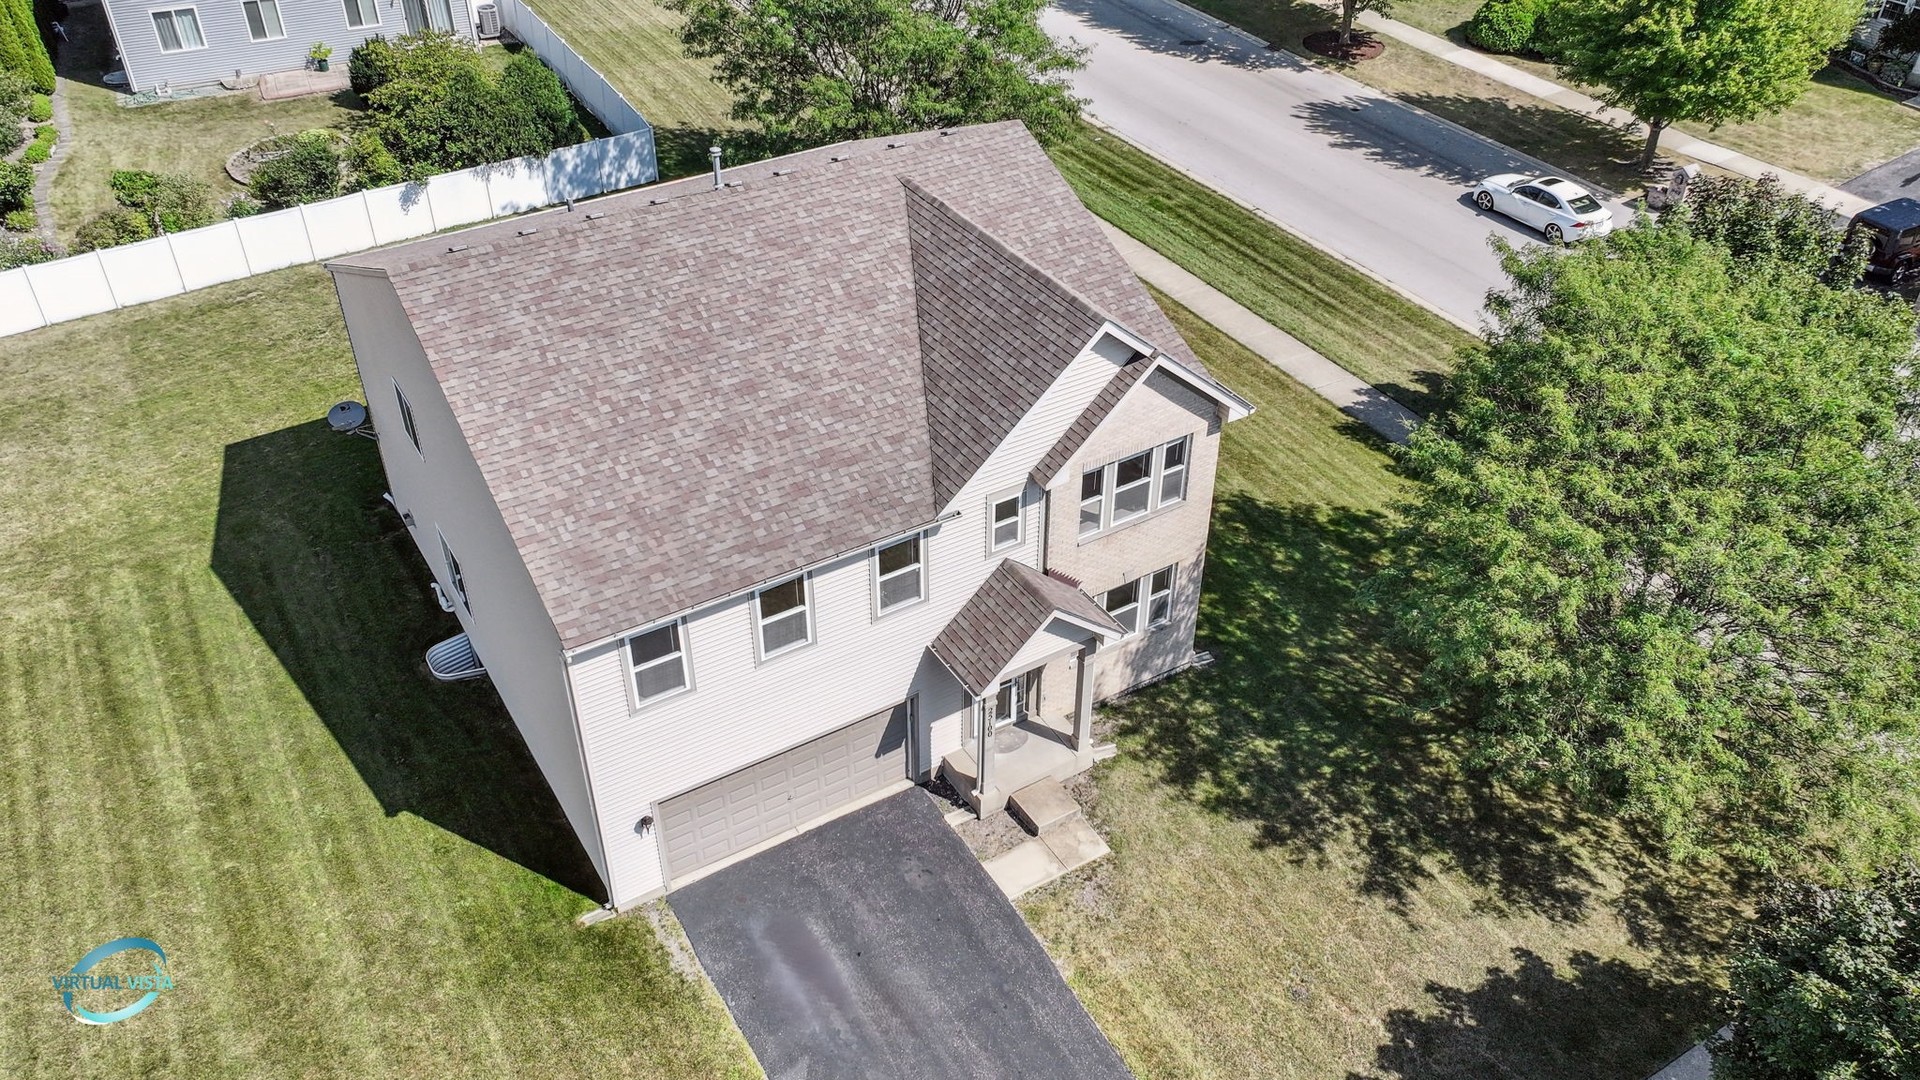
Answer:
1360, 13, 1876, 216
1100, 221, 1423, 443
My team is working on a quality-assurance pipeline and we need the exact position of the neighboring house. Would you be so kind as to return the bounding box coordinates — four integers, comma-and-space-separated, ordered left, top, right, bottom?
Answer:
102, 0, 478, 92
325, 121, 1252, 909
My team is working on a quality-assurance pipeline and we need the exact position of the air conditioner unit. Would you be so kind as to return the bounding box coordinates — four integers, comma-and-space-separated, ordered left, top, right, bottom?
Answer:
476, 3, 501, 38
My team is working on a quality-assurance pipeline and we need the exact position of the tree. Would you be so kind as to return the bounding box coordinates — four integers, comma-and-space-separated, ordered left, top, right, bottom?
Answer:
1711, 864, 1920, 1079
0, 0, 53, 93
1338, 0, 1392, 49
1549, 0, 1856, 171
249, 132, 343, 208
1386, 223, 1920, 866
669, 0, 1085, 149
1663, 172, 1866, 285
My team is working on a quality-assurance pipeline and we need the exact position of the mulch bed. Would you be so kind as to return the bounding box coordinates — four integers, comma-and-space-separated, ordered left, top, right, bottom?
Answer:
1302, 29, 1385, 62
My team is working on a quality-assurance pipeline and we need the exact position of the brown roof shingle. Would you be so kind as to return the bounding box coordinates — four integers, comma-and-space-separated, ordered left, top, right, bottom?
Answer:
929, 561, 1125, 696
332, 122, 1196, 649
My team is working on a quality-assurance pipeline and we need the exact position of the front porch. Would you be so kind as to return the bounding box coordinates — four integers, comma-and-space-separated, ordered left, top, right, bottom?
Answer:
938, 663, 1115, 816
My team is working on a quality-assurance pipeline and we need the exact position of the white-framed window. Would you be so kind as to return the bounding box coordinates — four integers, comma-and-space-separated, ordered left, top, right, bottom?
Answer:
343, 0, 379, 26
394, 380, 421, 455
755, 575, 812, 658
439, 531, 468, 611
1078, 435, 1195, 537
988, 489, 1023, 552
241, 0, 283, 40
1159, 438, 1189, 505
874, 534, 925, 615
1102, 579, 1140, 635
1147, 565, 1175, 628
627, 620, 689, 705
151, 6, 206, 51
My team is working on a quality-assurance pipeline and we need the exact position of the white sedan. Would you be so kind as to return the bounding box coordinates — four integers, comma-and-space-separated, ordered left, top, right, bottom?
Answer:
1472, 174, 1615, 243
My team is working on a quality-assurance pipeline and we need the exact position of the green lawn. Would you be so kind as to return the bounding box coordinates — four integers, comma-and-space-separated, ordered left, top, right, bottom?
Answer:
1052, 130, 1474, 414
47, 2, 359, 240
524, 0, 739, 178
0, 267, 756, 1076
1021, 294, 1730, 1078
1371, 0, 1920, 183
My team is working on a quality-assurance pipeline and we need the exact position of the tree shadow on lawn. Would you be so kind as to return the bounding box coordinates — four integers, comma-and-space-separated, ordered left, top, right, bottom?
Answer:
1347, 947, 1720, 1080
1111, 492, 1739, 955
210, 420, 606, 903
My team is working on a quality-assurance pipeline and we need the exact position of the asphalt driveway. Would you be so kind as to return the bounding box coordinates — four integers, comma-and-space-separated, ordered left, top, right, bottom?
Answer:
671, 789, 1130, 1080
1041, 0, 1634, 329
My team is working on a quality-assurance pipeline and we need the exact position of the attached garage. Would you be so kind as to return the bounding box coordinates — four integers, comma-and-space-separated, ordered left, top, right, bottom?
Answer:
658, 702, 912, 884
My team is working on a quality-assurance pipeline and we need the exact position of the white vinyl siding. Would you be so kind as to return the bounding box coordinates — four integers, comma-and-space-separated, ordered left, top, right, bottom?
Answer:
343, 0, 378, 26
1078, 435, 1191, 537
874, 534, 925, 615
241, 0, 283, 40
755, 575, 813, 658
150, 6, 205, 51
628, 622, 689, 705
570, 330, 1132, 906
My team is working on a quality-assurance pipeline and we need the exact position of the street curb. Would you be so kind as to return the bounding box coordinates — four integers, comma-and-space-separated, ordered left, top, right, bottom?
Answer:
1078, 114, 1485, 336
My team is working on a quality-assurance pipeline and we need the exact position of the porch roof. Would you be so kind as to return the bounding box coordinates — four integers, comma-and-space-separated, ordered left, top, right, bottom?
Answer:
929, 561, 1126, 697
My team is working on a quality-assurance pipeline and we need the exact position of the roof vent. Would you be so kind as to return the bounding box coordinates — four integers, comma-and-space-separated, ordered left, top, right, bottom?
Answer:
446, 244, 468, 253
517, 227, 538, 236
710, 145, 723, 190
585, 212, 605, 220
771, 169, 790, 176
830, 155, 847, 162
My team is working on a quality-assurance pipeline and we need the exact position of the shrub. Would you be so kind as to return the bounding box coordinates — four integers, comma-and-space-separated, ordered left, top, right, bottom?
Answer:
224, 193, 262, 218
2, 206, 32, 230
74, 207, 151, 251
347, 30, 475, 97
0, 0, 56, 92
1711, 864, 1920, 1080
109, 168, 215, 232
499, 52, 580, 148
0, 231, 56, 268
26, 90, 48, 121
345, 127, 402, 189
21, 121, 56, 162
0, 66, 30, 110
1466, 0, 1550, 55
249, 130, 342, 208
0, 158, 30, 212
0, 111, 21, 156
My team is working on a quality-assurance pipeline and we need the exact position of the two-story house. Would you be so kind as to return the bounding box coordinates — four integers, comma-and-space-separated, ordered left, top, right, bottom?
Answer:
102, 0, 478, 93
325, 121, 1251, 910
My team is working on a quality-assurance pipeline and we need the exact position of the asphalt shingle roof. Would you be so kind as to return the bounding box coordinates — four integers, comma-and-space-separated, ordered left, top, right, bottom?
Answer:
929, 561, 1126, 697
332, 122, 1196, 649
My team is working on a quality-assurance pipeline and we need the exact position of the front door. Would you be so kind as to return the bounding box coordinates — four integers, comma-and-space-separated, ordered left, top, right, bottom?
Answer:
991, 670, 1040, 728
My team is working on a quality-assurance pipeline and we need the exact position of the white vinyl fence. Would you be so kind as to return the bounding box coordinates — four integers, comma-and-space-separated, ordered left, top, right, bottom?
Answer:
0, 130, 659, 338
494, 0, 653, 137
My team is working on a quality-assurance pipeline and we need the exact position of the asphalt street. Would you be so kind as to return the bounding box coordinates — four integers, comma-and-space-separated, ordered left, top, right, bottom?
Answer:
1042, 0, 1635, 329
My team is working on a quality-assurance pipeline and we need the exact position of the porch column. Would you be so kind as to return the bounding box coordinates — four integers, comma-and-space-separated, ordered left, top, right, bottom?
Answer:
973, 694, 993, 801
1073, 643, 1095, 754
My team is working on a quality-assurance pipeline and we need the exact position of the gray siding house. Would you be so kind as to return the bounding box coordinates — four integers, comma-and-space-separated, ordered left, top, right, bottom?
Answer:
325, 121, 1251, 909
103, 0, 476, 92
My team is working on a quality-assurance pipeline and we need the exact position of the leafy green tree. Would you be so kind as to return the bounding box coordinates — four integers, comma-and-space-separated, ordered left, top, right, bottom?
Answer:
1337, 0, 1393, 49
1550, 0, 1856, 171
0, 0, 53, 93
499, 51, 580, 148
669, 0, 1085, 148
346, 30, 475, 97
1664, 172, 1866, 285
1711, 864, 1920, 1079
1386, 224, 1920, 866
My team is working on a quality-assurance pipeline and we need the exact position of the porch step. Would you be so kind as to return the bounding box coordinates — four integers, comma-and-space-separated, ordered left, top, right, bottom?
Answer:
1008, 778, 1081, 835
982, 817, 1110, 899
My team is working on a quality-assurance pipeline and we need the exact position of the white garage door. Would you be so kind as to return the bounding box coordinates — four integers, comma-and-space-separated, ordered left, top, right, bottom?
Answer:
659, 702, 910, 883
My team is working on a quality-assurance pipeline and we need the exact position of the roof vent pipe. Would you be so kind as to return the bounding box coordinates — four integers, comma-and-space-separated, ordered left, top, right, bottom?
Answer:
710, 145, 723, 190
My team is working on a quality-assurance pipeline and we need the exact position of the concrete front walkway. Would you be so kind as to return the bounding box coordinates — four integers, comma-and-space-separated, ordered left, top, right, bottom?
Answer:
1100, 221, 1423, 443
1360, 13, 1877, 216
